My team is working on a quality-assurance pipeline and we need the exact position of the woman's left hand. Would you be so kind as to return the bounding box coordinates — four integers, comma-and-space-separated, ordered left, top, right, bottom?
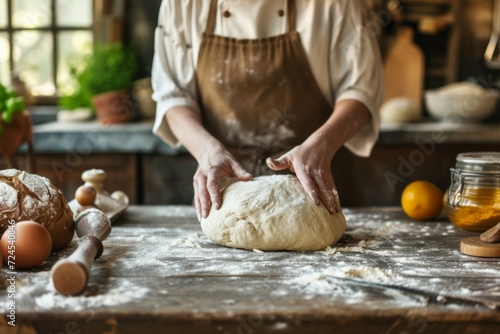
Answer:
266, 142, 340, 214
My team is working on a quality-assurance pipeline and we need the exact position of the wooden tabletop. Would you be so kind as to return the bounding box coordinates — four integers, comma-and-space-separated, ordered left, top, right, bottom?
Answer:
1, 206, 500, 333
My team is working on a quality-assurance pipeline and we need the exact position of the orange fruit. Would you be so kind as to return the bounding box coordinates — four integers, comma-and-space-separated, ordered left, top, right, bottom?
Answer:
401, 180, 444, 221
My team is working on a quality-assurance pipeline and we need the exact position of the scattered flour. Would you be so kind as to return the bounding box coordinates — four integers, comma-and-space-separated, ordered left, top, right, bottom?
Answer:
168, 238, 202, 249
324, 240, 392, 256
13, 272, 150, 312
35, 280, 149, 311
289, 266, 426, 307
323, 266, 400, 283
291, 266, 400, 292
324, 246, 337, 255
291, 273, 358, 295
337, 245, 366, 253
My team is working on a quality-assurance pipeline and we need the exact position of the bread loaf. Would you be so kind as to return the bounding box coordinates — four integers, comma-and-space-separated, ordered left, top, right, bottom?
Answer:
0, 169, 74, 250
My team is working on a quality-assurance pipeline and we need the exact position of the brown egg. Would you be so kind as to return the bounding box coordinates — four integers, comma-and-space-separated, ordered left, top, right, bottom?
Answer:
0, 221, 52, 269
75, 185, 97, 206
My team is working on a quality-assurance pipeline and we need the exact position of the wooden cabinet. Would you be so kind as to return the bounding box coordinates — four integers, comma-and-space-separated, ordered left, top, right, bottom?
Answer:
1, 153, 138, 204
141, 154, 197, 205
3, 141, 500, 207
334, 143, 500, 207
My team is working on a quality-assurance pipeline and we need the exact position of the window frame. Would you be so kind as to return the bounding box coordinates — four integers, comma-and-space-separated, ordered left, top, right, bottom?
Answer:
0, 0, 95, 104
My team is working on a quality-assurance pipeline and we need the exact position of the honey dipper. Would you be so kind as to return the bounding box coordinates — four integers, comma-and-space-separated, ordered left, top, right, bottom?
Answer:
51, 208, 111, 296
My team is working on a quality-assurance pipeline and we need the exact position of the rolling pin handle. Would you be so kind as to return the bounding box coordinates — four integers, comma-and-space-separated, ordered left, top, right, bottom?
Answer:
73, 234, 104, 262
51, 235, 104, 296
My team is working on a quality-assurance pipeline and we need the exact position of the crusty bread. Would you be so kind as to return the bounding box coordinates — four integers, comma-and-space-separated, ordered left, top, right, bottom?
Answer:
0, 169, 74, 250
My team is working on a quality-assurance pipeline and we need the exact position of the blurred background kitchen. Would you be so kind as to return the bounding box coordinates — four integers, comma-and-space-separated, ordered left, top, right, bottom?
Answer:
0, 0, 499, 207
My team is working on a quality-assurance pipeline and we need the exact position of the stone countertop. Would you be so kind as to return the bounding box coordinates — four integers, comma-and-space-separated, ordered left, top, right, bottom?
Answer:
32, 120, 182, 154
30, 120, 500, 155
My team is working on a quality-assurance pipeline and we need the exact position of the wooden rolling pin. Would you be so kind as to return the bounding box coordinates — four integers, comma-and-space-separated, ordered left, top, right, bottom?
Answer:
51, 208, 111, 296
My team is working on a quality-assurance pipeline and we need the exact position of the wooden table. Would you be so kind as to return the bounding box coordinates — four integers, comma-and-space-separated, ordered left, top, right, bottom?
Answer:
1, 206, 499, 333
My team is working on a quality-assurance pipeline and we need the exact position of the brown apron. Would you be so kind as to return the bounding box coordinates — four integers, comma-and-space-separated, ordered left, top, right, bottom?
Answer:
196, 0, 333, 175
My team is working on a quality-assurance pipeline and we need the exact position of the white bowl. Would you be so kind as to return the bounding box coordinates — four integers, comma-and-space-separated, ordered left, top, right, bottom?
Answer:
425, 83, 499, 123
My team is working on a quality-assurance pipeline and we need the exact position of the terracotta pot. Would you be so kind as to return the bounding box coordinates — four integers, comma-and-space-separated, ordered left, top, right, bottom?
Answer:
92, 90, 135, 125
0, 111, 33, 158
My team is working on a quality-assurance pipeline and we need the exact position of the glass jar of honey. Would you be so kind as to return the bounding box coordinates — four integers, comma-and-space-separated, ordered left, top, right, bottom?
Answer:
444, 152, 500, 232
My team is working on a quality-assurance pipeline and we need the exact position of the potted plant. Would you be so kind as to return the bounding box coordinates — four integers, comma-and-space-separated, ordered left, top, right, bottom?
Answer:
57, 60, 95, 122
0, 82, 33, 168
79, 43, 137, 124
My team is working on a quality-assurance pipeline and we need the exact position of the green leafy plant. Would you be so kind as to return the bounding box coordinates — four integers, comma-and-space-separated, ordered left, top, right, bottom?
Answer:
0, 83, 25, 136
58, 43, 137, 112
81, 43, 138, 95
58, 61, 94, 111
58, 89, 94, 111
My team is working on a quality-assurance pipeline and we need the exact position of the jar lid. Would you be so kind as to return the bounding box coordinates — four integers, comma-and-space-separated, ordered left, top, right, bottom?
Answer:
456, 152, 500, 174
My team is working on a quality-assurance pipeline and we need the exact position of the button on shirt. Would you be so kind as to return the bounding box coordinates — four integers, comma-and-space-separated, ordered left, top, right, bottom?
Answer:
152, 0, 383, 157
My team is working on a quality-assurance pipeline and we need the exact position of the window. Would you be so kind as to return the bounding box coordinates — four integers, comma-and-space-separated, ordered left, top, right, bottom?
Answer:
0, 0, 94, 100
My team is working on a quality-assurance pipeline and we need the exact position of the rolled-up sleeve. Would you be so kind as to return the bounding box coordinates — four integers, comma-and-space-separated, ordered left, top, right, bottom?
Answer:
331, 0, 383, 157
152, 0, 200, 147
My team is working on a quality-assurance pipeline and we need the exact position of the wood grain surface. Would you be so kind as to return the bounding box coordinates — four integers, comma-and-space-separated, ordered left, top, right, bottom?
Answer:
1, 206, 499, 334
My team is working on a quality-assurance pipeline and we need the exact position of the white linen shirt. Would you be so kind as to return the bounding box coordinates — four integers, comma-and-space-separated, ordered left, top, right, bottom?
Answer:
152, 0, 383, 157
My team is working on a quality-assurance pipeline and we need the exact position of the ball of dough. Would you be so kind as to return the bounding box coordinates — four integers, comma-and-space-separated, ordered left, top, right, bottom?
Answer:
381, 97, 421, 123
201, 175, 346, 251
0, 169, 74, 250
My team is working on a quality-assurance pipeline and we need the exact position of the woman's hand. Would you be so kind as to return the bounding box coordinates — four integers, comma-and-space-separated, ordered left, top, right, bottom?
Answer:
194, 144, 253, 220
165, 106, 253, 220
266, 99, 372, 214
266, 141, 340, 214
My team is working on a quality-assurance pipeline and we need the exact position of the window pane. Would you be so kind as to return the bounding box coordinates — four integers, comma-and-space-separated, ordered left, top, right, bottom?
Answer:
57, 31, 92, 94
57, 0, 92, 27
13, 31, 55, 95
0, 0, 7, 28
13, 0, 51, 28
0, 33, 9, 85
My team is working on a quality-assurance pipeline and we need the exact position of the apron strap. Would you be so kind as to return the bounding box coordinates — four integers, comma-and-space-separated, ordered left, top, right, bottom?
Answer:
287, 0, 297, 32
205, 0, 218, 33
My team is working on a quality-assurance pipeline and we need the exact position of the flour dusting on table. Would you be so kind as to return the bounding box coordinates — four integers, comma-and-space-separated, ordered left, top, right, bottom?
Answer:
35, 280, 149, 311
11, 270, 149, 312
2, 206, 499, 313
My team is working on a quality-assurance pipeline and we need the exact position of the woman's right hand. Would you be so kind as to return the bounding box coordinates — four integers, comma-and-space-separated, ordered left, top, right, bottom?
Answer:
194, 144, 253, 220
164, 106, 252, 220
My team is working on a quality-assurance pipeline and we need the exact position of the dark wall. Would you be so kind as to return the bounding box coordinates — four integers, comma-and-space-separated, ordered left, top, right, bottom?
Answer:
124, 0, 163, 79
459, 0, 494, 84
